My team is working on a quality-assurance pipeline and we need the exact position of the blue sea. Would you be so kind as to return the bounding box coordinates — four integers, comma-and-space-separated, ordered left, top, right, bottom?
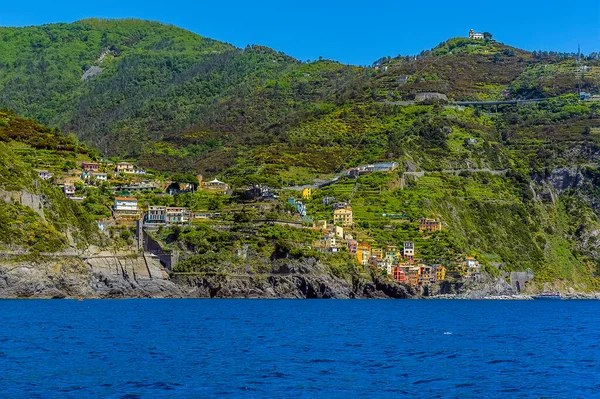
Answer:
0, 299, 598, 398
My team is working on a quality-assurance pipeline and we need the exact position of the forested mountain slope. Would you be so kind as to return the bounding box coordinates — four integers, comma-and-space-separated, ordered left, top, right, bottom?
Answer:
1, 19, 600, 289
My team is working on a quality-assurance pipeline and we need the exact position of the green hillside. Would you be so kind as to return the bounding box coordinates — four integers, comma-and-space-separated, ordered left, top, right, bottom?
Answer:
0, 110, 100, 252
1, 19, 600, 289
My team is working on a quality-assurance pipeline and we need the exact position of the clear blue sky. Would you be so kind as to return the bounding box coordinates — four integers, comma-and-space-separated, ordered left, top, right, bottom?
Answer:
1, 0, 598, 65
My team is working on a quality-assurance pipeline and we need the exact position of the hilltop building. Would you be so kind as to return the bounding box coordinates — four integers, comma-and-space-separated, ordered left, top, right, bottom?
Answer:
469, 29, 484, 39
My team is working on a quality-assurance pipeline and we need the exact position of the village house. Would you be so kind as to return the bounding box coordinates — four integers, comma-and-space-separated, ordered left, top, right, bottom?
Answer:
347, 239, 358, 254
92, 173, 108, 181
384, 245, 401, 264
333, 207, 353, 227
434, 265, 446, 281
63, 185, 76, 197
407, 266, 420, 286
463, 256, 481, 276
113, 196, 139, 217
371, 247, 384, 260
419, 218, 442, 232
37, 170, 54, 180
332, 202, 348, 210
115, 162, 135, 174
403, 241, 415, 259
82, 162, 99, 172
370, 257, 392, 275
166, 207, 187, 224
373, 162, 399, 172
334, 226, 344, 239
301, 187, 312, 200
244, 184, 266, 200
392, 267, 406, 282
314, 220, 327, 230
203, 178, 229, 193
418, 265, 434, 286
147, 206, 167, 223
356, 242, 371, 265
344, 162, 399, 178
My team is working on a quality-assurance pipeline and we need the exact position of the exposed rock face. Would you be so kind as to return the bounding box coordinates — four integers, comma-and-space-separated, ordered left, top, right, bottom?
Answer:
174, 260, 412, 299
0, 189, 45, 219
0, 256, 413, 299
0, 255, 183, 298
545, 168, 584, 193
82, 66, 103, 81
415, 92, 448, 104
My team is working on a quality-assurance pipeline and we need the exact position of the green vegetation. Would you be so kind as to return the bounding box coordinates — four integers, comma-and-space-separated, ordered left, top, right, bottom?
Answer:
1, 19, 600, 288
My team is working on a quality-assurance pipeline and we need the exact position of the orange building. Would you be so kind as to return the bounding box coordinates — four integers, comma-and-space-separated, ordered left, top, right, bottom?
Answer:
419, 218, 442, 232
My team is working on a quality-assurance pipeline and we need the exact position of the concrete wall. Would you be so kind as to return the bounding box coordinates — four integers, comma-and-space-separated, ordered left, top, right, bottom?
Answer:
510, 271, 535, 292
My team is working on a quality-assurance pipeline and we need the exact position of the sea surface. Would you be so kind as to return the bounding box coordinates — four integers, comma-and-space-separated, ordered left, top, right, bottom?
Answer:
0, 299, 598, 398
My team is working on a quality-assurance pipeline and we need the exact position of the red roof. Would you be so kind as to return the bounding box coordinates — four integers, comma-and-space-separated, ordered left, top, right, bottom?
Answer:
115, 197, 137, 201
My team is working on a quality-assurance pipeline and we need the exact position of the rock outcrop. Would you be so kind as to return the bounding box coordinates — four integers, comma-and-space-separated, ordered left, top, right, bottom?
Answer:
0, 255, 413, 299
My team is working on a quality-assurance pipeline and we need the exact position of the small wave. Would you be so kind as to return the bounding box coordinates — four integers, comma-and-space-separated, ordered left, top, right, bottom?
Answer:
487, 359, 515, 365
413, 377, 444, 385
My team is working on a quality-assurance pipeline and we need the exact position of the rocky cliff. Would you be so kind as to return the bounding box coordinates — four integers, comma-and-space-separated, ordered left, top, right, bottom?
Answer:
0, 255, 414, 299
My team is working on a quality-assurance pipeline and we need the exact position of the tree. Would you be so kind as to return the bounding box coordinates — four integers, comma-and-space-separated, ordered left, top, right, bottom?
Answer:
483, 32, 493, 40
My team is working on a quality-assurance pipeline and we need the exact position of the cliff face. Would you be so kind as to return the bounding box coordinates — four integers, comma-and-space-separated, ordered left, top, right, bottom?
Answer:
174, 272, 412, 299
0, 255, 413, 299
0, 255, 183, 298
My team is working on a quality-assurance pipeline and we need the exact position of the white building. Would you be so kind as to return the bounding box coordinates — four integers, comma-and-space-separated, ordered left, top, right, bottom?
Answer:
469, 29, 485, 39
92, 173, 108, 181
403, 241, 415, 259
114, 197, 139, 216
37, 170, 54, 180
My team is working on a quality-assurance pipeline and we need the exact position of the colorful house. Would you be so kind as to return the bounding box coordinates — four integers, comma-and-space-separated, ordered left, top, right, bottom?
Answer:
392, 267, 406, 282
407, 267, 420, 286
115, 162, 135, 174
356, 242, 371, 265
301, 187, 312, 200
418, 265, 433, 286
82, 162, 99, 172
371, 248, 384, 260
419, 218, 442, 232
333, 207, 353, 227
434, 265, 446, 281
403, 241, 415, 259
347, 239, 358, 254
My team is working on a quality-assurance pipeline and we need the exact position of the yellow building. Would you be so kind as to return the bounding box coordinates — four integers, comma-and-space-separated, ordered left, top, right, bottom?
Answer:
371, 248, 384, 260
356, 242, 371, 265
301, 187, 312, 200
435, 265, 446, 281
334, 207, 353, 227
